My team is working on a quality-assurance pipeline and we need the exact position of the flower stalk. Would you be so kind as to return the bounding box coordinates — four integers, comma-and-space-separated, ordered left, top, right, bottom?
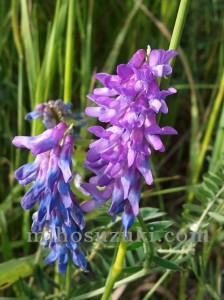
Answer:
101, 239, 127, 300
160, 0, 191, 89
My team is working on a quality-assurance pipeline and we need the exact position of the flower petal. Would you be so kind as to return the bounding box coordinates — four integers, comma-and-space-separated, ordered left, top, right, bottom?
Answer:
135, 153, 153, 185
57, 179, 72, 208
21, 181, 45, 210
117, 64, 134, 78
151, 64, 172, 77
93, 87, 118, 96
128, 49, 146, 68
15, 161, 39, 180
58, 134, 73, 183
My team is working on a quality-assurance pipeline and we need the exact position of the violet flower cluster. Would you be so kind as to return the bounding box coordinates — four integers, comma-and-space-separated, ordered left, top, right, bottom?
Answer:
81, 48, 178, 236
12, 101, 87, 273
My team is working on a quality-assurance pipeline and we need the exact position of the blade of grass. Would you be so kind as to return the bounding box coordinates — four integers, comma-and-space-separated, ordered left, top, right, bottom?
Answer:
20, 0, 38, 104
32, 0, 68, 136
80, 0, 94, 109
11, 0, 24, 168
192, 70, 224, 185
63, 0, 75, 104
210, 102, 224, 169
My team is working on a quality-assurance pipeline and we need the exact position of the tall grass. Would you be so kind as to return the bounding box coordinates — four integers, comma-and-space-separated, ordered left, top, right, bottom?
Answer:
0, 0, 223, 299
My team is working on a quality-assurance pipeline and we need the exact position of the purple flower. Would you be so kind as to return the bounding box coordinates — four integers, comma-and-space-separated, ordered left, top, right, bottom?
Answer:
12, 122, 67, 155
82, 48, 178, 236
13, 120, 87, 272
149, 49, 178, 77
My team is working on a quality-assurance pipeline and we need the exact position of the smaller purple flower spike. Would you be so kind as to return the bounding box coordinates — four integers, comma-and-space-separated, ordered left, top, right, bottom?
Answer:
82, 46, 178, 236
13, 106, 88, 273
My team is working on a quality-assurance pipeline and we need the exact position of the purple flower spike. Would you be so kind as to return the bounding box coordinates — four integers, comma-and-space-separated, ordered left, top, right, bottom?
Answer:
12, 101, 88, 273
83, 47, 178, 234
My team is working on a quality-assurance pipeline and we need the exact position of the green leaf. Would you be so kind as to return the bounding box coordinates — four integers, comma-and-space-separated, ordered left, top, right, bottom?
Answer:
208, 212, 224, 223
216, 170, 224, 181
194, 189, 209, 203
0, 255, 35, 290
35, 265, 50, 294
182, 212, 198, 222
131, 208, 165, 229
183, 204, 203, 213
201, 184, 215, 197
146, 221, 173, 231
208, 172, 224, 187
152, 231, 167, 241
127, 242, 143, 251
89, 260, 104, 278
96, 253, 111, 274
136, 246, 145, 261
140, 207, 158, 216
123, 266, 143, 274
126, 251, 136, 266
205, 284, 221, 300
19, 278, 39, 298
153, 256, 181, 271
203, 175, 219, 191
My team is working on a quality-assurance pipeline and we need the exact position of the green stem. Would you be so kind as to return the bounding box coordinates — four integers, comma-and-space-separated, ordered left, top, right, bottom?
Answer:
65, 259, 72, 298
101, 214, 154, 300
53, 261, 60, 300
160, 0, 191, 89
168, 0, 191, 62
141, 184, 197, 198
101, 239, 127, 300
63, 0, 75, 103
142, 270, 170, 300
